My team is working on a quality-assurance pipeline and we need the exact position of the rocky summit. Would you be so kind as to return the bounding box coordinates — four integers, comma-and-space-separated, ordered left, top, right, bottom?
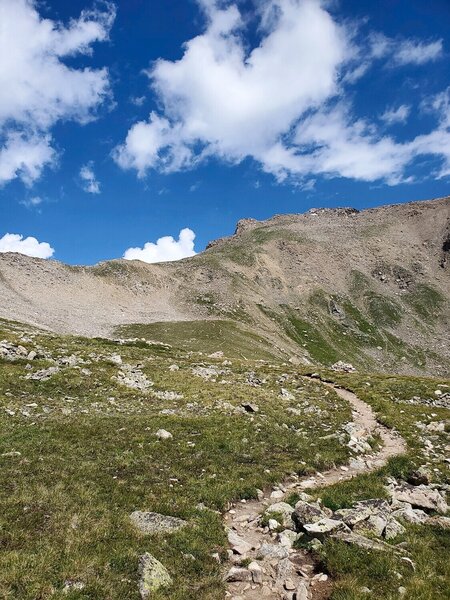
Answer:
0, 197, 449, 600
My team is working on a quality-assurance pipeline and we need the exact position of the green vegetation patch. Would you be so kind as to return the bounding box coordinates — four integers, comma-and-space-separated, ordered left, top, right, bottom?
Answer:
115, 319, 278, 360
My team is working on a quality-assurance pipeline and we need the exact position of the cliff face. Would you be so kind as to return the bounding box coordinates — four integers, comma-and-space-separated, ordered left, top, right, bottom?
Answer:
1, 196, 449, 375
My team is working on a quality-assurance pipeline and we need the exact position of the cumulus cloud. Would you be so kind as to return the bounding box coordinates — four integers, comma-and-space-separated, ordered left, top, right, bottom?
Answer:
123, 228, 197, 263
380, 105, 410, 125
80, 162, 101, 193
114, 0, 349, 176
0, 233, 54, 258
0, 0, 115, 186
114, 0, 449, 186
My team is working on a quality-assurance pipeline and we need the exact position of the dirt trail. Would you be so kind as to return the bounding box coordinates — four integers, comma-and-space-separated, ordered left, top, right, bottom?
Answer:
223, 379, 407, 600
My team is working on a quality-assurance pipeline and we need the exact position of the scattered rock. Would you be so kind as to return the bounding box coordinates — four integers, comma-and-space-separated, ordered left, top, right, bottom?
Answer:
155, 429, 173, 440
138, 553, 172, 598
331, 361, 356, 373
389, 483, 448, 514
304, 518, 350, 537
228, 529, 253, 555
130, 511, 187, 534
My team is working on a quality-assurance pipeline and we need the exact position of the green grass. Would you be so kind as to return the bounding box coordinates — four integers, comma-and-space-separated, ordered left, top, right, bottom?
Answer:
404, 283, 445, 321
0, 319, 352, 599
114, 319, 279, 361
0, 319, 448, 599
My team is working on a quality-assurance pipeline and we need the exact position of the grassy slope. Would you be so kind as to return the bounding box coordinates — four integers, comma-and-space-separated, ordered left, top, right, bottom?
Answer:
0, 319, 448, 599
0, 320, 349, 600
114, 319, 282, 361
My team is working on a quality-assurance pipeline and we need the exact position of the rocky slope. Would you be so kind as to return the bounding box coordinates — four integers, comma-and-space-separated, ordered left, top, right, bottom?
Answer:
0, 196, 449, 374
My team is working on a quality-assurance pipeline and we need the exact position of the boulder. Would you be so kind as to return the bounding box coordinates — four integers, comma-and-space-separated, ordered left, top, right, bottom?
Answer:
333, 506, 372, 526
304, 518, 350, 537
259, 542, 289, 560
353, 515, 386, 538
426, 515, 450, 529
130, 511, 187, 534
228, 529, 253, 555
384, 518, 406, 540
292, 501, 326, 531
266, 502, 295, 529
138, 553, 172, 598
390, 484, 448, 514
392, 506, 428, 525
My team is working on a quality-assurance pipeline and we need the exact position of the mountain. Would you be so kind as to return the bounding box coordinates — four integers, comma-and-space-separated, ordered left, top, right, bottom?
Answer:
1, 196, 449, 374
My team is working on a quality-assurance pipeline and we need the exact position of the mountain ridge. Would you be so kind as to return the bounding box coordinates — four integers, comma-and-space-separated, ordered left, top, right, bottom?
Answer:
1, 196, 449, 375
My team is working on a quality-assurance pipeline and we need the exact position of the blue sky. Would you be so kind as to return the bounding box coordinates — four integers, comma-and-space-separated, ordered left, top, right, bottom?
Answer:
1, 0, 449, 265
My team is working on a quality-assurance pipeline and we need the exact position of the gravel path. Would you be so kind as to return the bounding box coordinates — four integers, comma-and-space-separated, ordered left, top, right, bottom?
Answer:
223, 379, 407, 600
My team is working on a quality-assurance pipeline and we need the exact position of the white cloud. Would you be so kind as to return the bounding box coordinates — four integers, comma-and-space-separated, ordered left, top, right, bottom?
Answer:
0, 132, 55, 186
80, 162, 101, 194
20, 195, 44, 209
114, 0, 449, 186
123, 228, 197, 263
394, 39, 443, 66
130, 96, 146, 107
0, 0, 115, 186
0, 233, 54, 258
380, 104, 410, 125
114, 0, 350, 175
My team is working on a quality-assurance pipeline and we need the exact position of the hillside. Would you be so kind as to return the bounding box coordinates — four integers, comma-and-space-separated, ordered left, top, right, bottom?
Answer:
0, 196, 449, 375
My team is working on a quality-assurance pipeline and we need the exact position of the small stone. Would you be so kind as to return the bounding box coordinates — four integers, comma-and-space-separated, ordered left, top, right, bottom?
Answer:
295, 582, 309, 600
398, 586, 406, 596
228, 530, 253, 555
285, 579, 296, 591
155, 429, 173, 440
248, 561, 263, 584
225, 567, 252, 582
268, 519, 279, 530
138, 553, 172, 598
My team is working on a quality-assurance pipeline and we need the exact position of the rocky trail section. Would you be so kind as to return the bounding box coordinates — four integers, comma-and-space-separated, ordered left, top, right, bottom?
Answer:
223, 379, 409, 600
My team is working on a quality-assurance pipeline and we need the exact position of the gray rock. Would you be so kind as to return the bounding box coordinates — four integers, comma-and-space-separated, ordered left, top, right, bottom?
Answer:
266, 502, 295, 529
155, 429, 173, 440
292, 500, 326, 530
384, 518, 406, 540
304, 518, 350, 537
331, 531, 405, 553
353, 515, 386, 538
277, 557, 294, 580
295, 582, 310, 600
392, 506, 428, 525
259, 542, 289, 559
138, 553, 172, 598
228, 529, 253, 555
224, 566, 252, 582
130, 511, 187, 534
390, 484, 448, 514
334, 506, 372, 526
248, 561, 263, 584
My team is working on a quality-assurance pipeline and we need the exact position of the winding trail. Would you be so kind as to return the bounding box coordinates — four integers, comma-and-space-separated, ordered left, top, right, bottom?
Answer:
224, 378, 407, 600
